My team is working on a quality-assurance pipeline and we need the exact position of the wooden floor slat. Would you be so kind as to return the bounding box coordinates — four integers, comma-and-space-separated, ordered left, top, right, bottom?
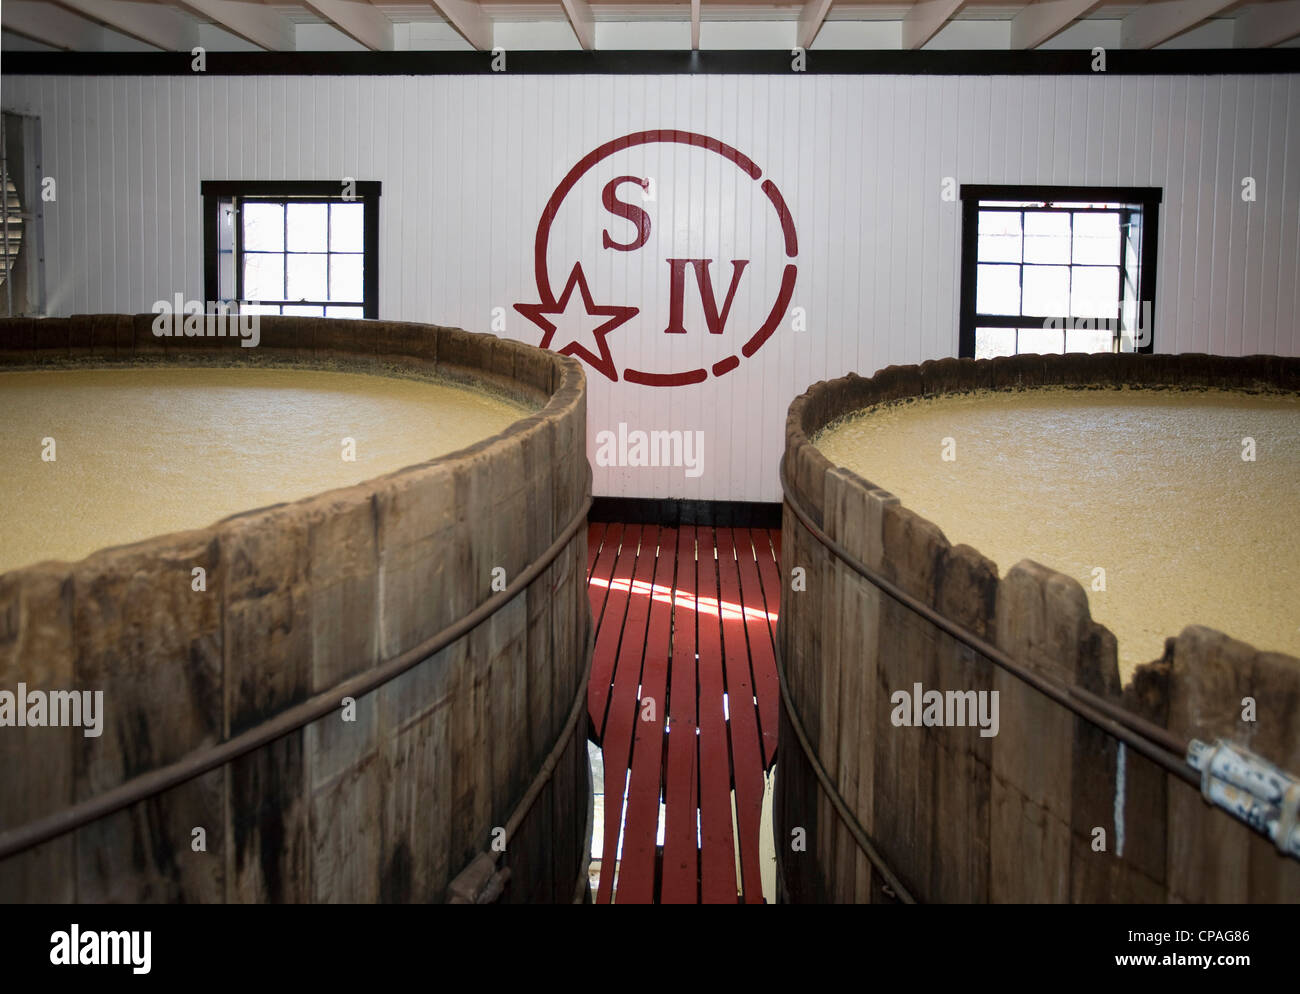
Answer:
660, 526, 700, 904
587, 521, 605, 579
695, 527, 739, 904
616, 527, 676, 904
587, 523, 636, 740
714, 527, 767, 903
596, 525, 661, 904
587, 520, 781, 904
734, 529, 780, 769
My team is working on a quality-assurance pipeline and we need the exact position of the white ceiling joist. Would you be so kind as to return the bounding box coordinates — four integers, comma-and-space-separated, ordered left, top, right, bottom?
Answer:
1233, 0, 1300, 46
299, 0, 393, 50
797, 0, 833, 49
1121, 0, 1242, 49
173, 0, 296, 49
559, 0, 595, 50
426, 0, 492, 50
51, 0, 197, 50
4, 1, 104, 49
902, 0, 967, 49
1010, 0, 1105, 49
690, 0, 701, 50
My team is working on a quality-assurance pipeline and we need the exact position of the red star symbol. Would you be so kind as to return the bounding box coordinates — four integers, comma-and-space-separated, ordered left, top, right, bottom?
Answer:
514, 262, 638, 382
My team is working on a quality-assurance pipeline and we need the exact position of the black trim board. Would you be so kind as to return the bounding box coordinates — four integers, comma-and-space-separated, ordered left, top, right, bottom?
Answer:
201, 180, 383, 198
590, 497, 782, 529
962, 184, 1163, 204
4, 49, 1300, 77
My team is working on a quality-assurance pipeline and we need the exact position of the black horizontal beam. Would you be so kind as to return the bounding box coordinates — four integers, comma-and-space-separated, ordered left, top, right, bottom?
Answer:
200, 180, 381, 197
590, 497, 782, 529
963, 184, 1163, 204
4, 48, 1300, 77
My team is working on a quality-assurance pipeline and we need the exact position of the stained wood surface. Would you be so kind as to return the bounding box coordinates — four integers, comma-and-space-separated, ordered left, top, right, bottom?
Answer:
776, 353, 1300, 905
586, 523, 782, 903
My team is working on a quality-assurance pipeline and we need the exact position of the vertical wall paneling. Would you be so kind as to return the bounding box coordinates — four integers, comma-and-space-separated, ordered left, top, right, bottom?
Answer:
3, 72, 1298, 501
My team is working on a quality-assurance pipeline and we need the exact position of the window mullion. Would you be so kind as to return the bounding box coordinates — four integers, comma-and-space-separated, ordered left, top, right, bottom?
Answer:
1065, 209, 1074, 352
234, 196, 244, 305
283, 204, 289, 314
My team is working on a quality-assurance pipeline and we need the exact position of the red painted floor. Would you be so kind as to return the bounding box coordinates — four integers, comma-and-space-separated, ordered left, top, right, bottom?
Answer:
585, 521, 782, 904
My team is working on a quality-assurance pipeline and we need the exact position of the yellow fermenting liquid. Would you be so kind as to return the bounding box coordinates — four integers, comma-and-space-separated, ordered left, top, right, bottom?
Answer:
0, 366, 535, 574
814, 387, 1300, 682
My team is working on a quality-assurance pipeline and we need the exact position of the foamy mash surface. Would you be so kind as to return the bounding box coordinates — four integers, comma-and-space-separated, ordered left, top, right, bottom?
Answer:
814, 387, 1300, 681
0, 366, 534, 573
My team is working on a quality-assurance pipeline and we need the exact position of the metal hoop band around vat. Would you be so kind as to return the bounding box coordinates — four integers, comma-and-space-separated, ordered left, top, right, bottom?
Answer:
772, 458, 1218, 903
778, 459, 1198, 782
447, 623, 596, 904
0, 484, 596, 864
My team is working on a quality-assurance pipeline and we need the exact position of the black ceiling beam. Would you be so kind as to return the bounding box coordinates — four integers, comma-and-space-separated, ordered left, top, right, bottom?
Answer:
4, 47, 1300, 76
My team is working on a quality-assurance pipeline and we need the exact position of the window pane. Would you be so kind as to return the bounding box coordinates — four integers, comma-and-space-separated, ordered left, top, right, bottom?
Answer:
1023, 212, 1071, 264
976, 264, 1020, 315
1071, 266, 1120, 318
241, 303, 281, 316
244, 253, 284, 300
1017, 326, 1065, 355
1066, 324, 1116, 353
286, 253, 327, 301
243, 203, 284, 252
1022, 265, 1069, 317
1072, 211, 1120, 265
330, 254, 364, 302
286, 203, 329, 252
326, 306, 365, 319
978, 211, 1021, 263
283, 304, 323, 316
975, 327, 1016, 360
331, 203, 365, 253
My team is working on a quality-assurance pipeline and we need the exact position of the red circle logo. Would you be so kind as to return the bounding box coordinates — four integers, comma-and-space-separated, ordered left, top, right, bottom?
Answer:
514, 130, 798, 386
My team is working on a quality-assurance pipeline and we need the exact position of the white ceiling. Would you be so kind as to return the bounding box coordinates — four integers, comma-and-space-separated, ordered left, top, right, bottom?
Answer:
2, 0, 1299, 52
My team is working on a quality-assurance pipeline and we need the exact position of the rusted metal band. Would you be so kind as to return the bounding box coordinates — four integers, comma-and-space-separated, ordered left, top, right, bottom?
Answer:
448, 624, 596, 904
779, 460, 1199, 786
0, 486, 595, 863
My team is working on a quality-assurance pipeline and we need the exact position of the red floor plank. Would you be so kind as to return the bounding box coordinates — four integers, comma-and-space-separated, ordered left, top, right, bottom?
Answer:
661, 526, 700, 903
597, 526, 661, 905
750, 528, 781, 617
587, 521, 604, 580
587, 522, 623, 643
749, 527, 783, 664
715, 527, 767, 904
588, 524, 638, 739
732, 530, 780, 771
616, 526, 677, 904
585, 520, 783, 905
696, 529, 739, 904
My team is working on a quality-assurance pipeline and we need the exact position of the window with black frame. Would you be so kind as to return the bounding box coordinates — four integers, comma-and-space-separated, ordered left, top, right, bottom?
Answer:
201, 181, 381, 319
958, 185, 1160, 360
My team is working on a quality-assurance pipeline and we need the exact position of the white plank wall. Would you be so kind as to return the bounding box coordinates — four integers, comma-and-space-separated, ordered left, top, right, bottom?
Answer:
3, 73, 1298, 501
